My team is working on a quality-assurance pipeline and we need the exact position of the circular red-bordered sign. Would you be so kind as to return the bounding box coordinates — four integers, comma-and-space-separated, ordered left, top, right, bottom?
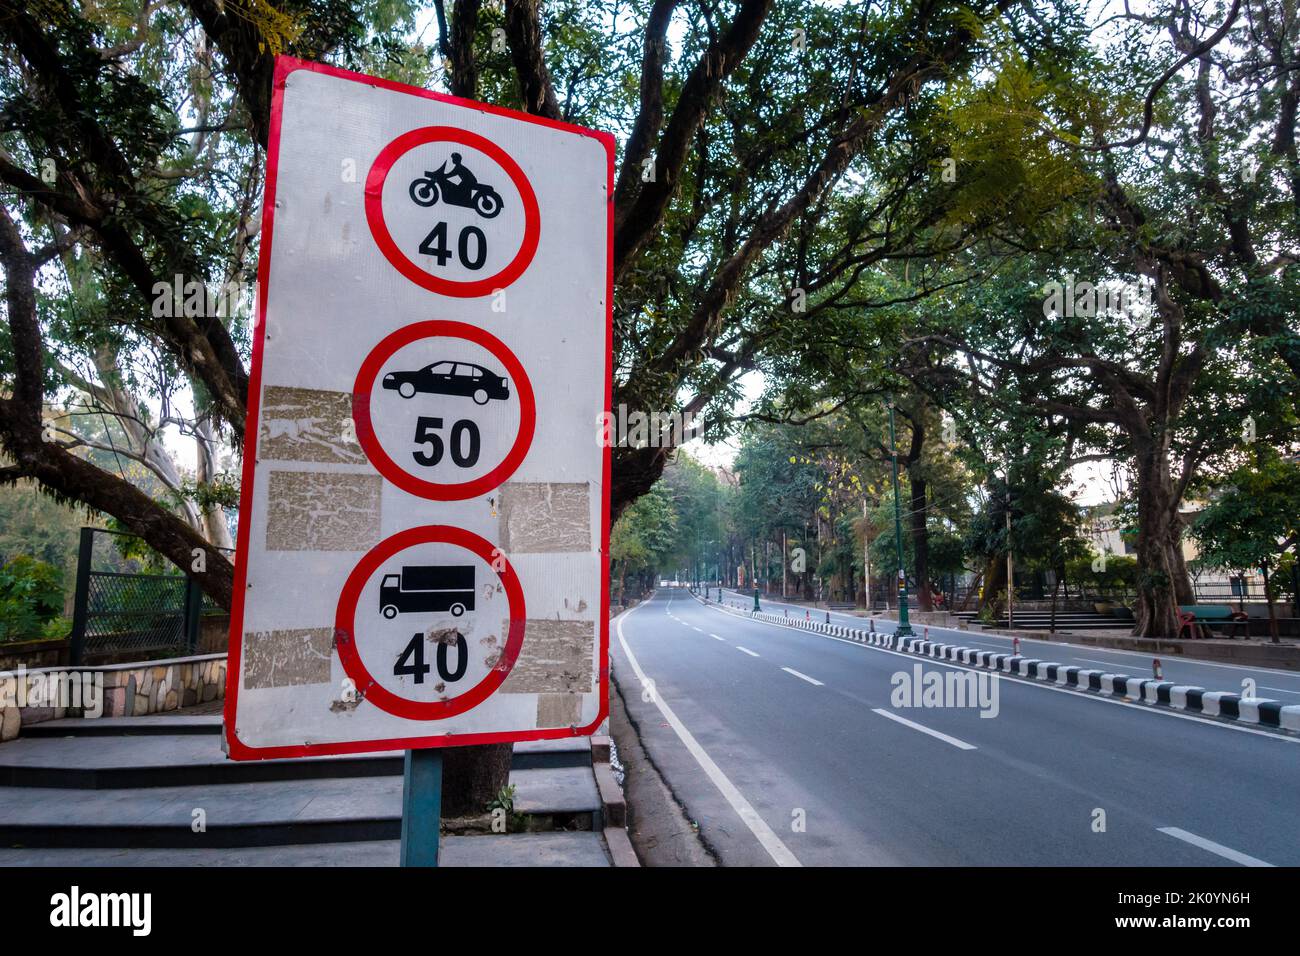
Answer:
365, 126, 540, 297
335, 525, 526, 720
353, 320, 536, 500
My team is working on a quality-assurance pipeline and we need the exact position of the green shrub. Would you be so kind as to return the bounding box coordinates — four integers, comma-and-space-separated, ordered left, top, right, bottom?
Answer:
0, 556, 66, 642
40, 616, 72, 640
1066, 554, 1137, 598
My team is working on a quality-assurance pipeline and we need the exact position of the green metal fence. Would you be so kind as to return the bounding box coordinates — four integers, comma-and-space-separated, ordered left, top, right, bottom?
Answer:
68, 527, 227, 665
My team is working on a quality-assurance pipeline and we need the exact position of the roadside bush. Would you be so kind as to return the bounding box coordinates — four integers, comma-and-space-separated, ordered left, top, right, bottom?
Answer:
1066, 554, 1137, 600
0, 556, 66, 642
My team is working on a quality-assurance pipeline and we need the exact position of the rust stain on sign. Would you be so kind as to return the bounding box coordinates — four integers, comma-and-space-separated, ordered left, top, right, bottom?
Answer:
266, 471, 382, 551
499, 619, 594, 693
243, 627, 333, 688
536, 693, 581, 728
498, 482, 591, 553
426, 625, 462, 647
260, 386, 366, 464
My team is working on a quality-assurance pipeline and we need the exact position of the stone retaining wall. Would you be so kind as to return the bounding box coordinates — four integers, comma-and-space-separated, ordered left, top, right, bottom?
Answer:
0, 639, 68, 671
0, 653, 226, 742
0, 615, 230, 670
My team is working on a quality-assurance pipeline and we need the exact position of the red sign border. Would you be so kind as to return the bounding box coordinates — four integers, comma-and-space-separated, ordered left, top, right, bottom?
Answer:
224, 55, 614, 761
364, 126, 541, 298
352, 320, 536, 500
334, 525, 526, 720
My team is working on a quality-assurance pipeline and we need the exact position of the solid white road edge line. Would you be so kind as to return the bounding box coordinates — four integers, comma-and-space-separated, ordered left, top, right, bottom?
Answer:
699, 597, 1300, 745
1156, 827, 1274, 867
871, 708, 978, 750
782, 667, 823, 686
616, 603, 802, 867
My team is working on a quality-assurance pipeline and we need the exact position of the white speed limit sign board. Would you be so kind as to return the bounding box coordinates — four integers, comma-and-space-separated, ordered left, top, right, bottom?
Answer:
225, 57, 612, 759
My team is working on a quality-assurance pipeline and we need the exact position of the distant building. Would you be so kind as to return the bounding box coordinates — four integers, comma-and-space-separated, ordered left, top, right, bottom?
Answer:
1081, 501, 1263, 601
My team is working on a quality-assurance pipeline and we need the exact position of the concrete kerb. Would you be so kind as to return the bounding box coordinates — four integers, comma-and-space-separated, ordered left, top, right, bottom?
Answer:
690, 590, 1299, 734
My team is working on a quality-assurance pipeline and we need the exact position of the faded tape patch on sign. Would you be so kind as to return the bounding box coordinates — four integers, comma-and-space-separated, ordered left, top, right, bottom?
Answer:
266, 471, 383, 551
536, 692, 582, 728
243, 626, 334, 689
260, 386, 366, 464
499, 619, 595, 693
498, 482, 591, 553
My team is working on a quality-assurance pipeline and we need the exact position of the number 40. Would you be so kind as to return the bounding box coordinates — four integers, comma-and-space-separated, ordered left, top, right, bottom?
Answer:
420, 221, 487, 270
395, 632, 468, 683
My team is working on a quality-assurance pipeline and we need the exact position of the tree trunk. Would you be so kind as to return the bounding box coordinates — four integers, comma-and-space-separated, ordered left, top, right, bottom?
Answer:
979, 555, 1006, 613
439, 743, 513, 818
195, 416, 235, 550
1131, 440, 1191, 639
1264, 565, 1279, 643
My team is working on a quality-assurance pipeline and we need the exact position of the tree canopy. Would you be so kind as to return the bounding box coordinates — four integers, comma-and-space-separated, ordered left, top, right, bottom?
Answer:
2, 0, 1297, 641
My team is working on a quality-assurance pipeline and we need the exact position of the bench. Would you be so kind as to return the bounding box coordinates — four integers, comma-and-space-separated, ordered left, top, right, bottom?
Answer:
1178, 605, 1250, 639
827, 602, 856, 611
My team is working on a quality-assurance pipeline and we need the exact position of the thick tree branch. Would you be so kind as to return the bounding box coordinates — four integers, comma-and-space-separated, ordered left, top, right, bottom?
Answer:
612, 0, 682, 215
612, 0, 774, 278
184, 0, 277, 148
504, 0, 560, 119
642, 10, 1000, 388
0, 206, 234, 605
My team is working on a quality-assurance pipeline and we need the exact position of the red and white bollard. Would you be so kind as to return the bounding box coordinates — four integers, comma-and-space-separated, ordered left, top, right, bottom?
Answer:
1012, 637, 1021, 656
805, 610, 810, 620
1153, 658, 1163, 680
924, 625, 930, 640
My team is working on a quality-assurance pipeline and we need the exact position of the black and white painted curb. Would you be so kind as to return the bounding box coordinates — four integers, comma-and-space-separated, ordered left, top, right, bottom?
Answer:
691, 592, 1300, 735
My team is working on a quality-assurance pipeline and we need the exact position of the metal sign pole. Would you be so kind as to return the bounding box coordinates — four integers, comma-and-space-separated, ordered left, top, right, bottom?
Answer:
400, 748, 443, 867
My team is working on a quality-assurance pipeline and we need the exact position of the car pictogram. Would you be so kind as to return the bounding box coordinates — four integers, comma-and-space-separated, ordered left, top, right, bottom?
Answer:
382, 360, 510, 405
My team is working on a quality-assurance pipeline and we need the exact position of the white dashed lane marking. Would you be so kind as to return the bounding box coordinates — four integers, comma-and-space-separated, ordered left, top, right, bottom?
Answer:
871, 709, 977, 751
781, 667, 823, 686
1157, 827, 1273, 867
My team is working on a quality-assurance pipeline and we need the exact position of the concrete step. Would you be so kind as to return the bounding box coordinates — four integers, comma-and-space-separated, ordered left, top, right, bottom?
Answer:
0, 766, 602, 848
0, 734, 400, 789
0, 830, 612, 866
982, 620, 1128, 630
0, 732, 591, 787
952, 612, 1120, 622
22, 715, 223, 737
512, 738, 592, 770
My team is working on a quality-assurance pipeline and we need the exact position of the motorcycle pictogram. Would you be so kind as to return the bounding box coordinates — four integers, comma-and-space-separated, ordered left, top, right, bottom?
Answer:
409, 152, 503, 219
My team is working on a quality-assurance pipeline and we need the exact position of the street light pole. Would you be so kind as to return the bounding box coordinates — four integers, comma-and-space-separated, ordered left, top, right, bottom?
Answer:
862, 499, 872, 615
1006, 490, 1014, 631
888, 400, 914, 637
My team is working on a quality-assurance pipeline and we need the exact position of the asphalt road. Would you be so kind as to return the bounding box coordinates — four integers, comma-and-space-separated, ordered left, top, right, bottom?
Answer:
613, 589, 1300, 866
715, 587, 1300, 703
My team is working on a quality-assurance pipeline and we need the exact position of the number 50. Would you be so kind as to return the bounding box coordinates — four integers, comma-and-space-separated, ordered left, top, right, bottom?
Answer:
413, 416, 480, 468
